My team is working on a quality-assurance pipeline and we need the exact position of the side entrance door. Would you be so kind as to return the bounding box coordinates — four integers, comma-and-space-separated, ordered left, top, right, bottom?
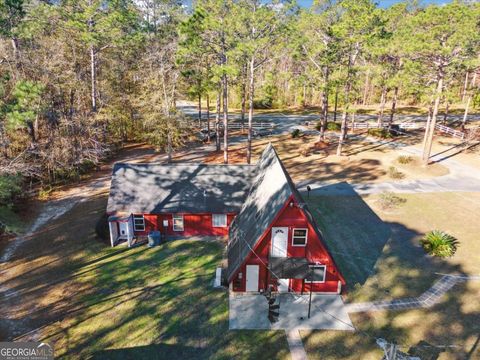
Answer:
245, 265, 259, 292
118, 222, 128, 238
271, 227, 288, 257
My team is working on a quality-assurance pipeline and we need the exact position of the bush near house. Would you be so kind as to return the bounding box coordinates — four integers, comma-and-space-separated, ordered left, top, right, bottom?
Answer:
421, 230, 459, 258
397, 155, 413, 164
378, 191, 407, 210
367, 128, 392, 139
327, 122, 341, 131
388, 166, 405, 179
0, 175, 22, 207
291, 129, 301, 138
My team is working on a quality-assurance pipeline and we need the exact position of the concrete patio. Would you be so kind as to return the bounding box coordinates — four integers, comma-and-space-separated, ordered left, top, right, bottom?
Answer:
229, 293, 354, 331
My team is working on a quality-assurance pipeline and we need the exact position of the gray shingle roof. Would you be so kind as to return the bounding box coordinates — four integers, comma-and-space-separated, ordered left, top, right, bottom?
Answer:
107, 163, 255, 215
226, 144, 295, 281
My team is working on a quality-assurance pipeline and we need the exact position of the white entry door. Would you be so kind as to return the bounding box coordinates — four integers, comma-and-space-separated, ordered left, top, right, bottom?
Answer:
271, 227, 288, 257
278, 279, 290, 293
246, 265, 259, 292
118, 222, 128, 238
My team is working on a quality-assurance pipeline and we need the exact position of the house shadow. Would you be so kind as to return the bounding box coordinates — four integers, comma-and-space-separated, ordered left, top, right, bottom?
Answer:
306, 181, 394, 288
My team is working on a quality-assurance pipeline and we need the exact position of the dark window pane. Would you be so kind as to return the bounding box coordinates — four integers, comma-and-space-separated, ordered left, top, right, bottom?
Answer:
293, 229, 307, 237
306, 266, 325, 282
293, 237, 306, 245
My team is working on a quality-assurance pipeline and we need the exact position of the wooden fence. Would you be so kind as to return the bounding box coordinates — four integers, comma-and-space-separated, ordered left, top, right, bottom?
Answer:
351, 121, 465, 139
350, 122, 425, 130
203, 122, 274, 130
434, 124, 465, 139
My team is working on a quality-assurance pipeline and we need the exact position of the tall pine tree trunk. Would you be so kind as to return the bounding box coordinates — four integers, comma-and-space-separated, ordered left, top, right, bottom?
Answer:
422, 101, 434, 158
461, 71, 469, 102
389, 86, 398, 129
462, 71, 477, 130
377, 86, 387, 127
362, 68, 370, 105
333, 87, 338, 122
443, 101, 449, 123
215, 89, 221, 151
319, 66, 329, 141
337, 45, 359, 156
206, 93, 210, 142
222, 74, 228, 164
336, 80, 352, 155
247, 56, 255, 164
167, 131, 172, 163
241, 63, 247, 132
198, 91, 202, 126
423, 72, 444, 165
90, 45, 97, 112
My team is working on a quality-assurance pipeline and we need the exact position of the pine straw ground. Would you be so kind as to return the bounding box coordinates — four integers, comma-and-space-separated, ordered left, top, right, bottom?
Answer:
203, 133, 450, 184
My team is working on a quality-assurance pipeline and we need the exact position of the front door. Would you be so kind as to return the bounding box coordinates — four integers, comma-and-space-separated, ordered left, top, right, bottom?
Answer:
246, 265, 259, 292
118, 222, 128, 238
278, 278, 290, 293
271, 227, 288, 257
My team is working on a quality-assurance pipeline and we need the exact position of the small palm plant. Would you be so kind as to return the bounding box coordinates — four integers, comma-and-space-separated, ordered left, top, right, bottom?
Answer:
421, 230, 459, 258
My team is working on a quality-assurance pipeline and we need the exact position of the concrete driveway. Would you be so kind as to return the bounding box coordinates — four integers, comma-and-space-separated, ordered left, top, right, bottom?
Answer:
229, 293, 354, 331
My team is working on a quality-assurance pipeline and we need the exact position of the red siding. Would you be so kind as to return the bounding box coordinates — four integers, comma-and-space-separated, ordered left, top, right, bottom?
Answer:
133, 213, 234, 237
231, 196, 344, 293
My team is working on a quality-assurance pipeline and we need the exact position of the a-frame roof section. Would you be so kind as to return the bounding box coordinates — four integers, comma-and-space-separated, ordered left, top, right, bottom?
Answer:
227, 144, 292, 281
226, 143, 345, 285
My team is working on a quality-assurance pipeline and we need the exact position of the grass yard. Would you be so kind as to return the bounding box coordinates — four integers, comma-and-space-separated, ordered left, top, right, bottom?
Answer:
304, 191, 480, 359
0, 195, 290, 359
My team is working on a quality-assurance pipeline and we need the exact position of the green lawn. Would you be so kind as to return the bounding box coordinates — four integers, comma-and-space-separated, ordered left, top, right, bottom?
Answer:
1, 195, 290, 359
304, 191, 480, 359
46, 241, 289, 359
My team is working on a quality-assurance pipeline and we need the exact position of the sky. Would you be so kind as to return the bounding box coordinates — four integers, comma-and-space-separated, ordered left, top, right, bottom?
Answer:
296, 0, 452, 7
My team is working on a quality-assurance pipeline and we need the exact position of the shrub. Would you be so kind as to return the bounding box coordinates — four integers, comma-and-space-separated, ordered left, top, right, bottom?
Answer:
291, 129, 301, 138
397, 155, 413, 164
95, 213, 111, 244
0, 175, 22, 207
79, 159, 97, 174
327, 122, 341, 131
420, 230, 459, 257
378, 191, 406, 209
367, 128, 392, 139
38, 186, 53, 201
388, 166, 405, 179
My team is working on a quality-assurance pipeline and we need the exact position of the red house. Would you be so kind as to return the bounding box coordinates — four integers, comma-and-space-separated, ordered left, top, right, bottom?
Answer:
226, 145, 345, 294
106, 144, 345, 294
106, 163, 254, 246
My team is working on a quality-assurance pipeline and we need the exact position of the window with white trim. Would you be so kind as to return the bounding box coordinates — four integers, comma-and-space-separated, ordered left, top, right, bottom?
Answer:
133, 215, 145, 232
292, 228, 308, 246
306, 265, 326, 283
212, 214, 227, 227
172, 214, 184, 231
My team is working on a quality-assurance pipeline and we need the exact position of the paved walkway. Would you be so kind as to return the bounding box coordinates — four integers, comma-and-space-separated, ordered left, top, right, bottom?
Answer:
286, 330, 308, 360
345, 274, 480, 314
229, 293, 353, 331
